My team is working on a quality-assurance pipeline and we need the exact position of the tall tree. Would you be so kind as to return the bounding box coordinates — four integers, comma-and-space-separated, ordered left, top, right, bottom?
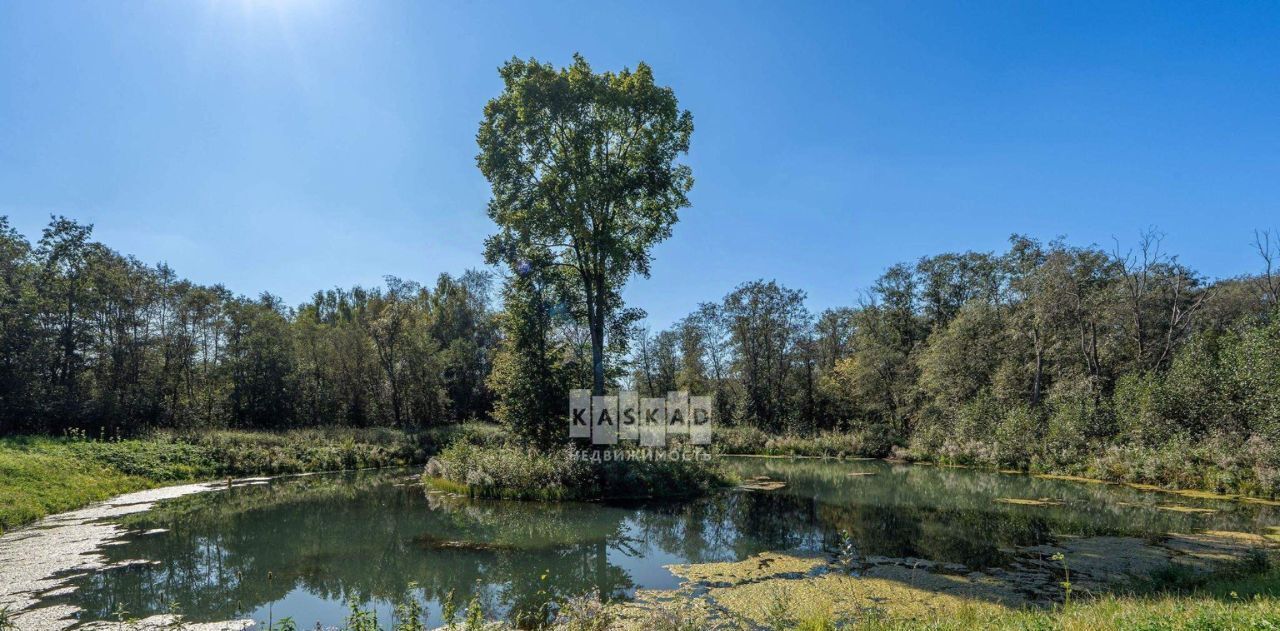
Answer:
722, 280, 810, 432
488, 267, 573, 448
477, 54, 694, 396
0, 217, 38, 431
35, 217, 98, 429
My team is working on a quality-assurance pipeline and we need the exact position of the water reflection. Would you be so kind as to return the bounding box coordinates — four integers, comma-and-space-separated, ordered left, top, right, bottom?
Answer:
49, 458, 1280, 628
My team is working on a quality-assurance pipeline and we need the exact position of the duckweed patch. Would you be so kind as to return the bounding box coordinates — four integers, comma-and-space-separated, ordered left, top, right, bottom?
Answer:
1156, 504, 1218, 514
636, 530, 1278, 627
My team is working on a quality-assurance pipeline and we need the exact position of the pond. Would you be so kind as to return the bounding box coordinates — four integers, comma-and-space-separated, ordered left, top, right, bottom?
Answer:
33, 457, 1280, 628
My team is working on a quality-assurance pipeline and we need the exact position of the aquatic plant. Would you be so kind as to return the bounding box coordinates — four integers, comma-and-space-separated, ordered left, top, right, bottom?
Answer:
392, 582, 427, 631
267, 618, 297, 631
1051, 552, 1073, 607
344, 599, 381, 631
836, 529, 860, 572
463, 594, 486, 631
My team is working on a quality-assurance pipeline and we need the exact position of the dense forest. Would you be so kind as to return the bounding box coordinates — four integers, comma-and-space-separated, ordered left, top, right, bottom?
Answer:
626, 230, 1280, 491
0, 216, 498, 435
4, 214, 1280, 491
635, 230, 1280, 432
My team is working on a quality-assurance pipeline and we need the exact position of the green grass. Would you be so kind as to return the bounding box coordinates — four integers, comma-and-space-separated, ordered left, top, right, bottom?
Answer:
853, 587, 1280, 630
849, 559, 1280, 629
0, 440, 155, 533
750, 559, 1280, 631
0, 426, 452, 534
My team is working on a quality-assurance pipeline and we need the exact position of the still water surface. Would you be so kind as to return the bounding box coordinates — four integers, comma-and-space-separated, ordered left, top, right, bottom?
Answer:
46, 458, 1280, 628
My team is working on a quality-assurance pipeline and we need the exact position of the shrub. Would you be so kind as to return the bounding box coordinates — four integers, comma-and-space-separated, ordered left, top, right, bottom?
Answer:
713, 426, 898, 458
714, 426, 771, 454
424, 443, 731, 501
1246, 435, 1280, 498
992, 405, 1040, 468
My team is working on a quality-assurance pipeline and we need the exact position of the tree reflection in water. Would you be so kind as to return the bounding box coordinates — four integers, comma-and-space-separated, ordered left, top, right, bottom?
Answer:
47, 459, 1278, 628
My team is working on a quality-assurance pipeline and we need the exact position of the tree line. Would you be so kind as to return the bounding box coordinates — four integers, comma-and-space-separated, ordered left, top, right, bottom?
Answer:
625, 230, 1280, 476
0, 216, 497, 436
6, 210, 1279, 486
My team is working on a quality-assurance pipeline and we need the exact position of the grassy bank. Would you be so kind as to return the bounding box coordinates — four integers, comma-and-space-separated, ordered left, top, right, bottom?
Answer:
857, 594, 1280, 630
423, 442, 733, 501
713, 426, 1280, 501
846, 562, 1280, 631
0, 426, 444, 534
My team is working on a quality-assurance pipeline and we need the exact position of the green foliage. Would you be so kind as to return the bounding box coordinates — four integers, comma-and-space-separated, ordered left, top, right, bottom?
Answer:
442, 589, 458, 629
343, 600, 379, 631
763, 587, 796, 630
1051, 552, 1073, 606
553, 592, 614, 631
463, 594, 486, 631
0, 428, 434, 533
6, 205, 1280, 519
268, 618, 297, 631
424, 441, 730, 501
486, 274, 575, 449
714, 426, 898, 458
0, 216, 498, 435
0, 437, 153, 534
478, 54, 693, 395
918, 302, 1006, 409
992, 404, 1041, 467
654, 234, 1280, 498
720, 281, 811, 433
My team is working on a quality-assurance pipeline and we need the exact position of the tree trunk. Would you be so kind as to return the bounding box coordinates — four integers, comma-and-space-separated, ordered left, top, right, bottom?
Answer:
589, 275, 606, 396
591, 319, 605, 396
1031, 326, 1043, 406
1032, 346, 1043, 406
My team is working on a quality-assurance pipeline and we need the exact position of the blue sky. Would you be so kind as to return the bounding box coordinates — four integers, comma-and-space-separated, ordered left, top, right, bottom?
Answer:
1, 1, 1277, 328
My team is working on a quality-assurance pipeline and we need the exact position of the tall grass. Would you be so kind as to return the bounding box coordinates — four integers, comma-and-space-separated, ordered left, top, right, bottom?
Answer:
0, 426, 452, 534
715, 426, 899, 458
0, 441, 152, 534
424, 442, 733, 501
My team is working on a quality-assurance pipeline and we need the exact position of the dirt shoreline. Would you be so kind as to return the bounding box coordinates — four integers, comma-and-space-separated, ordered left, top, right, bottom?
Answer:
0, 477, 273, 630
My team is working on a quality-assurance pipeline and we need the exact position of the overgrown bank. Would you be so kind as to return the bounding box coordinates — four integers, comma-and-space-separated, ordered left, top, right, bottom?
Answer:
0, 427, 440, 534
713, 426, 1280, 501
1, 423, 734, 535
637, 237, 1280, 502
423, 441, 732, 501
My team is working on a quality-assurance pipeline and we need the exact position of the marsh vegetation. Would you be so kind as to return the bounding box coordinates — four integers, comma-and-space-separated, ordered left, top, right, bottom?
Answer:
5, 458, 1271, 630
